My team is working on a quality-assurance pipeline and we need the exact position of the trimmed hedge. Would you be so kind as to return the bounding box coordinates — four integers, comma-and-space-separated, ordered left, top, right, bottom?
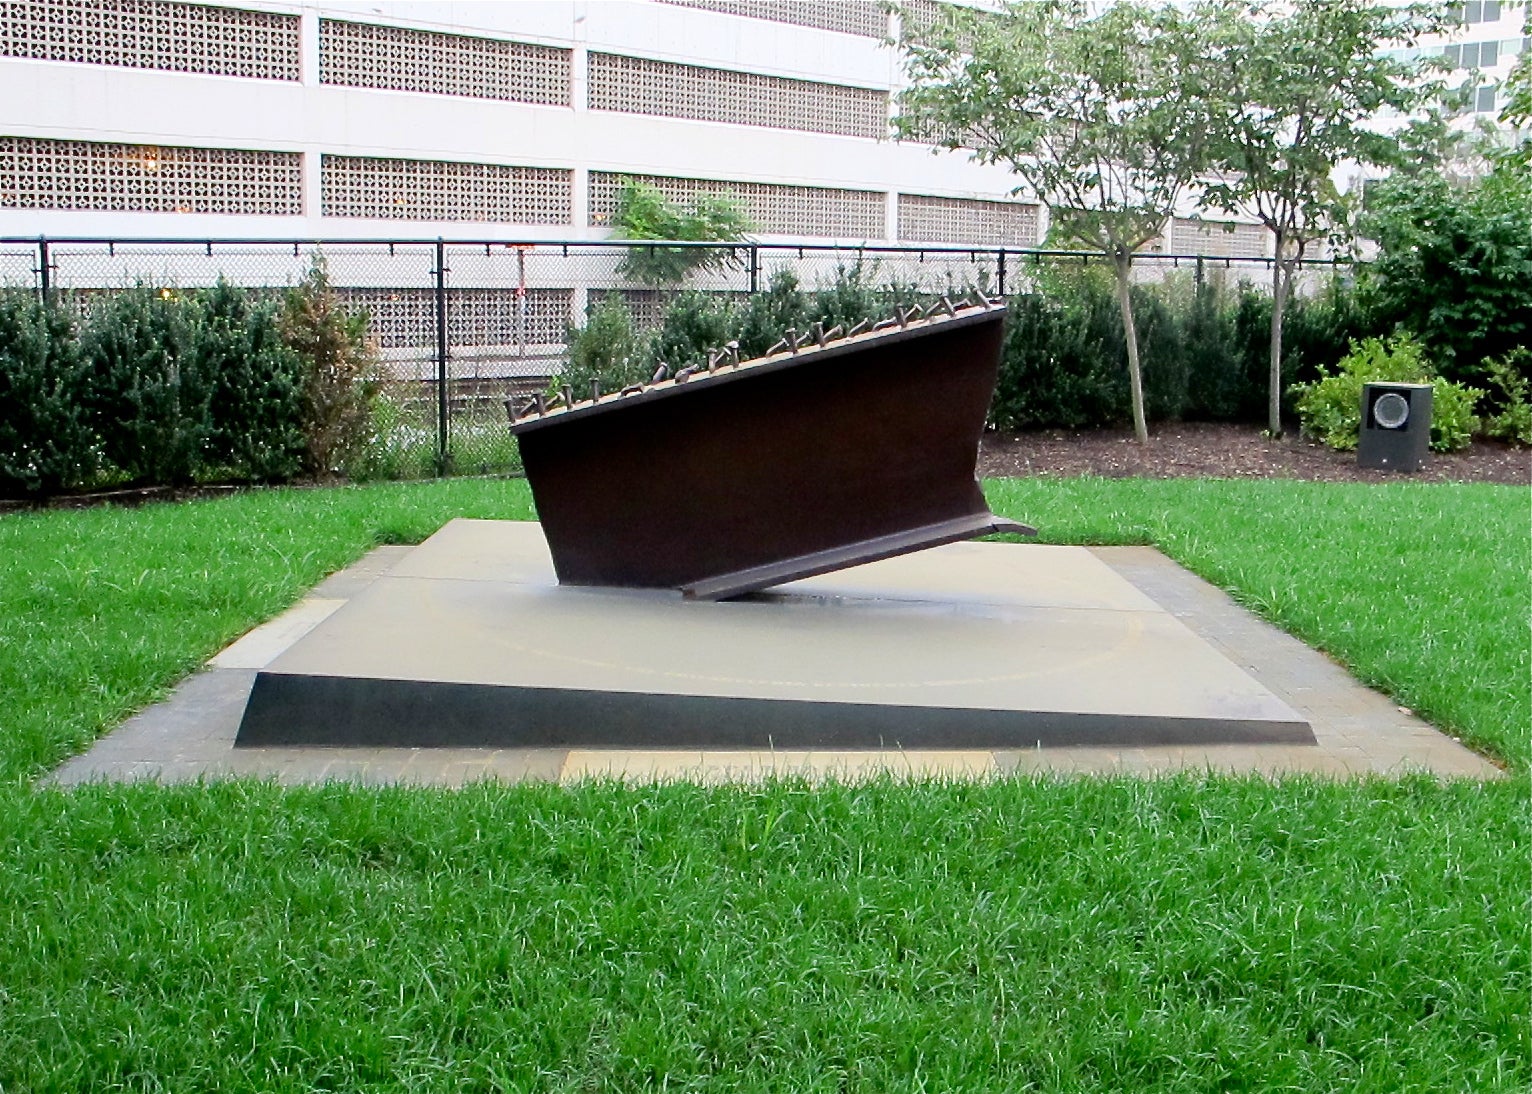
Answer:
561, 265, 1392, 436
78, 284, 209, 486
200, 278, 307, 483
0, 271, 377, 498
989, 267, 1387, 432
0, 290, 98, 495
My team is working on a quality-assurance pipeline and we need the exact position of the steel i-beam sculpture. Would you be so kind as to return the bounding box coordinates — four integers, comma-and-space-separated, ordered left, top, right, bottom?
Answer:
507, 293, 1035, 599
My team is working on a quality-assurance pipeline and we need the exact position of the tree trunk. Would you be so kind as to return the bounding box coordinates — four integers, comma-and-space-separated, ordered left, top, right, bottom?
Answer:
1268, 238, 1288, 439
1114, 254, 1149, 444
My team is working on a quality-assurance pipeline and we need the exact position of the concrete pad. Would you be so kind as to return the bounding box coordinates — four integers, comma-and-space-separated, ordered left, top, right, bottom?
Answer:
47, 532, 1504, 787
235, 519, 1312, 750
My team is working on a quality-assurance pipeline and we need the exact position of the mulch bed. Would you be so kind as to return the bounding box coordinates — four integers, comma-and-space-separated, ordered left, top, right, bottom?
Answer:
979, 422, 1530, 486
0, 483, 249, 512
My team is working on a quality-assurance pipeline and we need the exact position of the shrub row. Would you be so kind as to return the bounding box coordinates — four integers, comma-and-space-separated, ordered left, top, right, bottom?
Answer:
990, 265, 1387, 431
561, 264, 1382, 432
563, 261, 1531, 450
560, 266, 927, 400
7, 244, 1523, 499
0, 260, 378, 497
998, 264, 1530, 447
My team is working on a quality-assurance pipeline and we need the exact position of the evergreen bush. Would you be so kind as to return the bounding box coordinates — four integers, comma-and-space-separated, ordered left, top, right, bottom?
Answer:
1133, 285, 1189, 421
1228, 283, 1277, 421
78, 283, 209, 486
0, 289, 98, 496
736, 270, 813, 358
198, 279, 307, 482
650, 291, 741, 373
808, 263, 891, 332
1180, 276, 1247, 420
989, 268, 1126, 430
560, 293, 652, 399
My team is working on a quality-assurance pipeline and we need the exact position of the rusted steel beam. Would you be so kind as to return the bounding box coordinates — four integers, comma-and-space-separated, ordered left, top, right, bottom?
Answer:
508, 296, 1034, 599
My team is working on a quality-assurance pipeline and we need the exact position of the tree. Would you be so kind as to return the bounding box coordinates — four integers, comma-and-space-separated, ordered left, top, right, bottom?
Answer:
1361, 163, 1532, 391
1198, 0, 1448, 437
611, 179, 753, 288
279, 257, 380, 476
896, 0, 1218, 442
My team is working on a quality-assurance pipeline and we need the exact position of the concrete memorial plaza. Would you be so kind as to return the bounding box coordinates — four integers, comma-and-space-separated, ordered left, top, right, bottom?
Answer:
50, 520, 1501, 787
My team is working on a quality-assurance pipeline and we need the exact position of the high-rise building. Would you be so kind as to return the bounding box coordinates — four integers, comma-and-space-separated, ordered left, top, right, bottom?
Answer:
1390, 0, 1527, 132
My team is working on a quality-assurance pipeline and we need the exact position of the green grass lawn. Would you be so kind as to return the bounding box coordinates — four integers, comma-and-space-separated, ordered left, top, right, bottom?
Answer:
0, 476, 1527, 1091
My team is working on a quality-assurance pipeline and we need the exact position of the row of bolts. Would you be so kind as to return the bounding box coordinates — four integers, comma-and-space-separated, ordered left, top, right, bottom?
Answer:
508, 291, 1002, 421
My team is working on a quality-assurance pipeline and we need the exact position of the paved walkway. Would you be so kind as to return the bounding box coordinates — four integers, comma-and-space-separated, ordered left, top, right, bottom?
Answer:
46, 545, 1503, 787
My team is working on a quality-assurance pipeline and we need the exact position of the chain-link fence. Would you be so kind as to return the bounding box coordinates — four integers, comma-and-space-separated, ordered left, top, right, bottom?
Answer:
4, 236, 1351, 479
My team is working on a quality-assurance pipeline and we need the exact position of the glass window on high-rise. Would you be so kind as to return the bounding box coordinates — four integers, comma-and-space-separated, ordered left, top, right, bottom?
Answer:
1453, 1, 1504, 24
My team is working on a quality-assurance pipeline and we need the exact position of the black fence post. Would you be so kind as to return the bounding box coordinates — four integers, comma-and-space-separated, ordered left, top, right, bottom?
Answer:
37, 236, 50, 302
749, 244, 759, 294
434, 238, 450, 476
996, 248, 1006, 299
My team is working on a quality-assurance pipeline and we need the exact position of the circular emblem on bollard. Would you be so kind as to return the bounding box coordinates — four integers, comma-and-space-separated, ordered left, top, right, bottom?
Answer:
1372, 391, 1411, 429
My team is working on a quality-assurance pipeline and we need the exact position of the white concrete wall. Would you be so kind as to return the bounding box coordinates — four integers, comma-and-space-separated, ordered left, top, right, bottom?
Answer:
0, 0, 1030, 241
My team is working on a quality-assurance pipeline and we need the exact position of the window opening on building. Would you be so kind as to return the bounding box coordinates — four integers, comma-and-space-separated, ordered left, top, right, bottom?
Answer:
1446, 39, 1502, 68
1452, 1, 1507, 24
319, 19, 570, 105
588, 171, 885, 239
0, 0, 300, 80
340, 287, 573, 349
898, 194, 1039, 246
1171, 218, 1269, 259
587, 52, 887, 140
321, 155, 573, 224
0, 136, 301, 214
